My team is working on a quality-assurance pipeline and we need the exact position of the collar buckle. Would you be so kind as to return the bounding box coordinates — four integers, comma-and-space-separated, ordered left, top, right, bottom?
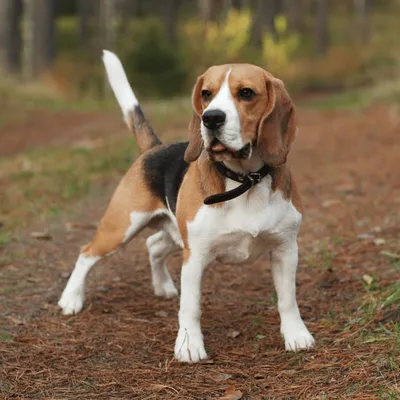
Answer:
247, 172, 262, 186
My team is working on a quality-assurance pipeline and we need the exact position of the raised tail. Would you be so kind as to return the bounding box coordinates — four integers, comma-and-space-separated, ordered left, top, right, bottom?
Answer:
102, 50, 161, 153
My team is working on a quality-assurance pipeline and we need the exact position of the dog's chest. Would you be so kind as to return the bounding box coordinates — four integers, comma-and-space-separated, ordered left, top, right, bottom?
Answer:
187, 179, 301, 264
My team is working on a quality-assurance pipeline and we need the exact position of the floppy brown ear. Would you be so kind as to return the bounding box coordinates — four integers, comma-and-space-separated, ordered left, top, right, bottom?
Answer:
184, 75, 204, 163
257, 76, 297, 167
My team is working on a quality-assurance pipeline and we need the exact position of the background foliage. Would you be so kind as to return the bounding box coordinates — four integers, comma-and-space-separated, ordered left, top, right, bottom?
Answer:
0, 0, 399, 102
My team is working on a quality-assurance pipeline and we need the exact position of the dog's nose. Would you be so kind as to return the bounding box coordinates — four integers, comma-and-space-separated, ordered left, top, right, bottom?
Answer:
202, 110, 226, 130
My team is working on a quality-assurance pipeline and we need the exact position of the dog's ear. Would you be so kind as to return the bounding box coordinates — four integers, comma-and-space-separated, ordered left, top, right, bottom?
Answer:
184, 75, 204, 163
256, 74, 297, 167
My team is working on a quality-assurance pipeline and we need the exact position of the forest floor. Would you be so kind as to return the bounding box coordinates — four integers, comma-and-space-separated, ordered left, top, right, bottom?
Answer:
0, 99, 399, 399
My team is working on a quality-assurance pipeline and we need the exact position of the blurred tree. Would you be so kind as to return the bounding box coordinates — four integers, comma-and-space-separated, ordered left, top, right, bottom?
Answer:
252, 0, 277, 49
164, 0, 181, 44
78, 0, 92, 50
198, 0, 212, 22
284, 0, 303, 33
100, 0, 117, 51
0, 0, 22, 74
315, 0, 329, 57
354, 0, 371, 44
23, 0, 57, 79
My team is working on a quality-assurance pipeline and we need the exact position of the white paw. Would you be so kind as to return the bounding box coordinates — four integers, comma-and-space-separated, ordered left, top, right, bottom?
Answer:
58, 289, 84, 315
174, 328, 208, 363
153, 279, 178, 299
282, 321, 315, 352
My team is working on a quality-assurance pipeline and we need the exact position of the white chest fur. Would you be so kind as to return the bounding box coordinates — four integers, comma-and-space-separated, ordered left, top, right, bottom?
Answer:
187, 177, 302, 265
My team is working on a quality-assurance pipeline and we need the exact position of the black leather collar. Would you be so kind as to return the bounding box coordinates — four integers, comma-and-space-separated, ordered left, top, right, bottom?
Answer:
204, 162, 273, 205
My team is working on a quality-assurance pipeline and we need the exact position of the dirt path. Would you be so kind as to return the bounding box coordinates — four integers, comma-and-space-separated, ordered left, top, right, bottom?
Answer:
0, 110, 123, 156
1, 105, 399, 399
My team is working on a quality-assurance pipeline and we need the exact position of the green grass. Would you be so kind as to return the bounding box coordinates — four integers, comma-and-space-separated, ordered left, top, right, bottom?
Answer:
0, 137, 138, 238
0, 332, 14, 342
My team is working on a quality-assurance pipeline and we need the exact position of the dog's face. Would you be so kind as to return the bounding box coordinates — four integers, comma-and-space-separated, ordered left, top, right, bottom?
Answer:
184, 64, 297, 166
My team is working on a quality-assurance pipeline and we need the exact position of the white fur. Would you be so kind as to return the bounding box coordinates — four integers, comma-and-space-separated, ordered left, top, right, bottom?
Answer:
174, 176, 315, 362
58, 255, 100, 315
102, 50, 138, 120
146, 231, 179, 298
202, 69, 244, 151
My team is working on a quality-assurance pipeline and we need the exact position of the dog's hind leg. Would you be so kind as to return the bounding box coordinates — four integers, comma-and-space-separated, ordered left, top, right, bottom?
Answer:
58, 163, 164, 315
58, 210, 152, 315
146, 231, 179, 298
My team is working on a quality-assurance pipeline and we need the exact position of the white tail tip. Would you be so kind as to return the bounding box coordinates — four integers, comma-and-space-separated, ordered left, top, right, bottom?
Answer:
102, 50, 138, 120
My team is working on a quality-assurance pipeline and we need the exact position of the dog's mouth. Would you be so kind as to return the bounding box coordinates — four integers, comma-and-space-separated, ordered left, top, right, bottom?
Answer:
206, 139, 251, 160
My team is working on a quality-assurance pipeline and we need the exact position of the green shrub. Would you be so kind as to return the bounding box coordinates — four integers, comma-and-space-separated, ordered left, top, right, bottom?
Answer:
121, 18, 187, 99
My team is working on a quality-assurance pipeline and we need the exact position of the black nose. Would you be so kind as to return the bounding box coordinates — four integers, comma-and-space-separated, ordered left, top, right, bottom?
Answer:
202, 110, 226, 130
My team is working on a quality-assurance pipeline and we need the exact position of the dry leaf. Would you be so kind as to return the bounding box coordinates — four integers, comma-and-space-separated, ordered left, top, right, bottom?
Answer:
227, 330, 241, 338
31, 231, 52, 240
150, 384, 168, 391
322, 199, 339, 208
363, 274, 373, 286
8, 316, 26, 325
65, 222, 97, 231
357, 233, 374, 240
215, 373, 232, 382
220, 386, 243, 400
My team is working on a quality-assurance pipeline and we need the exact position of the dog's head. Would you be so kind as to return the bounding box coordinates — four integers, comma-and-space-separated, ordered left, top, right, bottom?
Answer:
184, 64, 297, 167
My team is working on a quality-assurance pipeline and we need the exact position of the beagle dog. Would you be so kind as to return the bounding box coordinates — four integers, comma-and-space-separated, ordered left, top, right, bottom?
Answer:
58, 50, 315, 363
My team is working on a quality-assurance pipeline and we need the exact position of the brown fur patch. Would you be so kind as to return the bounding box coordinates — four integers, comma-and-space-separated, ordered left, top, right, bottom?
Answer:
271, 165, 303, 214
82, 156, 164, 257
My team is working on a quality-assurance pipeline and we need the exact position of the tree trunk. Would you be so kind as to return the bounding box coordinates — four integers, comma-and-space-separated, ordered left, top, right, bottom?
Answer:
266, 0, 278, 36
284, 0, 303, 33
197, 0, 212, 22
164, 0, 181, 45
354, 0, 371, 44
23, 0, 56, 80
0, 0, 22, 74
100, 0, 117, 51
252, 0, 276, 49
315, 0, 329, 57
78, 0, 92, 50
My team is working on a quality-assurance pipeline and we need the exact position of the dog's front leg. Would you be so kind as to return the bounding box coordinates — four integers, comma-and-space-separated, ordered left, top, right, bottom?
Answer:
174, 248, 208, 363
271, 240, 315, 351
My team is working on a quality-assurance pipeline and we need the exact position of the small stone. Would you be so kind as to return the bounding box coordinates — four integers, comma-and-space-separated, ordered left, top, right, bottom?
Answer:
155, 310, 168, 317
98, 286, 109, 293
373, 238, 386, 246
357, 233, 375, 239
227, 330, 241, 338
112, 276, 121, 282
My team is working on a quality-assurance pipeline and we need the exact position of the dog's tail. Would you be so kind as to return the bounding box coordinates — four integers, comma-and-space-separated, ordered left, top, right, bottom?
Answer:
102, 50, 161, 153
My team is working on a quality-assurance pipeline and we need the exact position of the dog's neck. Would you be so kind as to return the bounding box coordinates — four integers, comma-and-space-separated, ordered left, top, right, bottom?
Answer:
222, 152, 264, 174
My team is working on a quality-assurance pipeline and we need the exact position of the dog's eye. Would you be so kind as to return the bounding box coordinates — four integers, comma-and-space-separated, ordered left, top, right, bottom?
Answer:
201, 90, 212, 102
239, 88, 255, 100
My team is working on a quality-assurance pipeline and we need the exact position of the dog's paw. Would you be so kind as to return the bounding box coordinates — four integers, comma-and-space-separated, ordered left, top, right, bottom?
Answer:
281, 320, 315, 352
174, 328, 207, 363
153, 279, 178, 299
58, 290, 84, 315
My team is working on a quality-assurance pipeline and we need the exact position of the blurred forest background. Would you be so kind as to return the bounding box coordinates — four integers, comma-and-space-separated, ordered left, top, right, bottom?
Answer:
0, 0, 399, 102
